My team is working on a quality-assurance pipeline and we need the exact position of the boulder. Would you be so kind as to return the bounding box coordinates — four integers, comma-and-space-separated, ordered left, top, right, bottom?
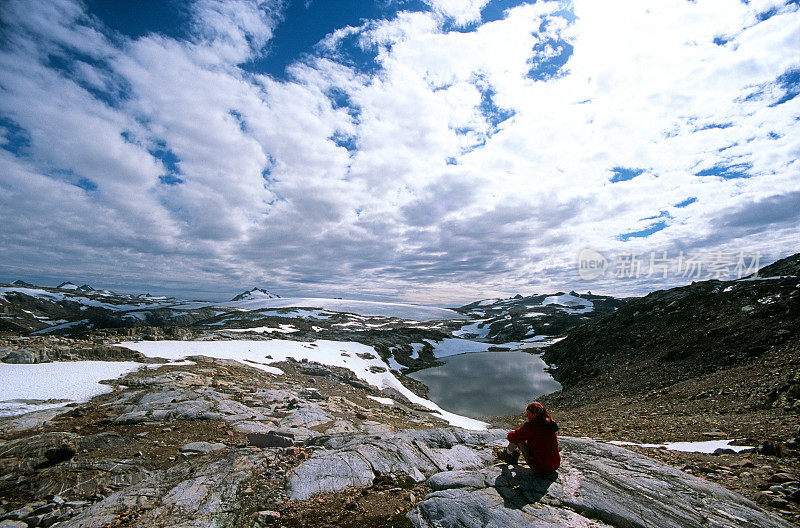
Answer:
246, 431, 294, 448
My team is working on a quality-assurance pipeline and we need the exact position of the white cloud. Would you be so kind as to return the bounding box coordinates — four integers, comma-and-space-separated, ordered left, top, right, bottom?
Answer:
423, 0, 490, 26
0, 0, 797, 303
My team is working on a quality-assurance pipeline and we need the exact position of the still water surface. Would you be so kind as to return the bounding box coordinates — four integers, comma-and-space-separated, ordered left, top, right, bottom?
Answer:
409, 351, 562, 419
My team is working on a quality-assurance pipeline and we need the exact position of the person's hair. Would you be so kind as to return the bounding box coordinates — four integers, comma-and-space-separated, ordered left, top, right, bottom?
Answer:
526, 402, 556, 425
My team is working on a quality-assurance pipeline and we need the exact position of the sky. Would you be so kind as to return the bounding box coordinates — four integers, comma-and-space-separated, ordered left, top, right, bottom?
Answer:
0, 0, 798, 305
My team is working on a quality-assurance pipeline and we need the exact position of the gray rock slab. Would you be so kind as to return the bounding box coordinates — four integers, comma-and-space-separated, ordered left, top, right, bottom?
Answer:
114, 411, 148, 425
246, 431, 294, 448
172, 399, 213, 420
179, 442, 227, 454
0, 520, 30, 528
57, 449, 270, 528
231, 420, 277, 434
286, 428, 503, 500
0, 407, 70, 437
215, 399, 260, 418
408, 436, 793, 528
279, 406, 332, 428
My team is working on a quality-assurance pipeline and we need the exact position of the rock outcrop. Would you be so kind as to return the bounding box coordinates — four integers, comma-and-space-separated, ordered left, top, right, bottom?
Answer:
286, 429, 792, 528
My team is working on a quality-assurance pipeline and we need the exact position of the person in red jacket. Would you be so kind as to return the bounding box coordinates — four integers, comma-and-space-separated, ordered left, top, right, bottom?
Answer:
497, 401, 560, 473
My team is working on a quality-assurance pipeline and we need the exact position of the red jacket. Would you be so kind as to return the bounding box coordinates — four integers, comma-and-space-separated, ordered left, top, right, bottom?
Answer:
507, 418, 561, 472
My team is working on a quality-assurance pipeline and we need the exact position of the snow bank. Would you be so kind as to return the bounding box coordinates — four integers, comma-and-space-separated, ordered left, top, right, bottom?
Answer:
453, 320, 491, 338
0, 361, 143, 417
222, 324, 298, 334
608, 439, 754, 453
118, 339, 487, 430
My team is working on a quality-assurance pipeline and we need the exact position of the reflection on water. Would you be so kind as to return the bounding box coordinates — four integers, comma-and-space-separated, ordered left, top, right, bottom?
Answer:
408, 351, 562, 419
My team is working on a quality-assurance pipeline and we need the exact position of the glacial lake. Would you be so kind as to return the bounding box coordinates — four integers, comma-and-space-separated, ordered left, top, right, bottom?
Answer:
408, 351, 562, 419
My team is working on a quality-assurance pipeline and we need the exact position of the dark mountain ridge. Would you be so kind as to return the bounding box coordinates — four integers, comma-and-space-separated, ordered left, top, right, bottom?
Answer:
542, 251, 800, 398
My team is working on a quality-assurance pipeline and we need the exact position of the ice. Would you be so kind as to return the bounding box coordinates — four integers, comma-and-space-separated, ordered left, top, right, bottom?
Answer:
608, 439, 754, 453
0, 361, 143, 416
118, 339, 487, 430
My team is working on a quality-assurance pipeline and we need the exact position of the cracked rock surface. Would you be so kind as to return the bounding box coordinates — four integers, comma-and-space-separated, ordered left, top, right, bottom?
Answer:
408, 436, 793, 528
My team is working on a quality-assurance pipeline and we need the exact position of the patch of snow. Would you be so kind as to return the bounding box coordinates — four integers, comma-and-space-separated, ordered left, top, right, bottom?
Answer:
541, 294, 594, 313
0, 287, 66, 301
31, 319, 88, 335
0, 400, 71, 418
386, 355, 405, 371
0, 361, 143, 416
368, 396, 395, 405
144, 360, 196, 369
453, 319, 491, 338
409, 343, 425, 360
118, 340, 487, 430
608, 439, 754, 453
222, 324, 298, 334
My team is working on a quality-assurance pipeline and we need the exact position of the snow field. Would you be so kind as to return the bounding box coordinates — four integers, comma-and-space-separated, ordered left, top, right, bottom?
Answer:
118, 339, 488, 430
0, 361, 144, 417
608, 439, 754, 453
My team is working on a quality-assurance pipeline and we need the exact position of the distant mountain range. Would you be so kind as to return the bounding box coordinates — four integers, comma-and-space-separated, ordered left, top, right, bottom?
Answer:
0, 280, 626, 360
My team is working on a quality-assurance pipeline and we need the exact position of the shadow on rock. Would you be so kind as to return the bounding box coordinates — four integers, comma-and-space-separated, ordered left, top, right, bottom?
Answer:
493, 465, 557, 509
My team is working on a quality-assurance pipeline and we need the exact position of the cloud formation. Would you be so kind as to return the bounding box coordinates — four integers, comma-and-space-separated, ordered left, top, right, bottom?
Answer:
0, 0, 797, 303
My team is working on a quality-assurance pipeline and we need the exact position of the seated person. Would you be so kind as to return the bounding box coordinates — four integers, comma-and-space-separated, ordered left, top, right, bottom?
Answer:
497, 401, 560, 473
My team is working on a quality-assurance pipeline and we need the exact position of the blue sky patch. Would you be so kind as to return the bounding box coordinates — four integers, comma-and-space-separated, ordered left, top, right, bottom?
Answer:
330, 132, 357, 152
474, 77, 515, 129
618, 220, 668, 241
244, 0, 427, 78
76, 178, 98, 192
713, 35, 732, 46
151, 144, 182, 176
609, 166, 645, 183
159, 175, 184, 185
527, 37, 574, 81
85, 0, 190, 41
0, 116, 31, 156
695, 162, 752, 179
770, 67, 800, 106
698, 122, 733, 130
674, 197, 698, 208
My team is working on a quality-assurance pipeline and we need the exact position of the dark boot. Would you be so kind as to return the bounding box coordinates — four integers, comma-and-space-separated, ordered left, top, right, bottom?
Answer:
497, 449, 519, 465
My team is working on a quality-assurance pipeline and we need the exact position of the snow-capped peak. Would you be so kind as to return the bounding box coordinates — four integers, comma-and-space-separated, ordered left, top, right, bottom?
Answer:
230, 287, 281, 302
57, 281, 78, 290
